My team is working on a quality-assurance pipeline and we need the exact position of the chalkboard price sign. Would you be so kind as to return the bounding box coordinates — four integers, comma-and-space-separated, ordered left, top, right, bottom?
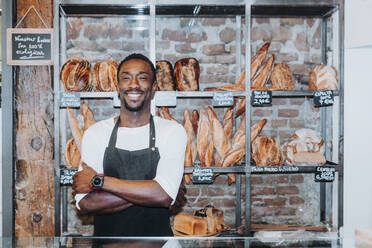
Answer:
252, 90, 272, 105
315, 166, 335, 182
193, 168, 214, 184
313, 90, 334, 107
60, 92, 81, 108
60, 169, 78, 185
213, 92, 234, 107
7, 28, 53, 65
155, 91, 177, 107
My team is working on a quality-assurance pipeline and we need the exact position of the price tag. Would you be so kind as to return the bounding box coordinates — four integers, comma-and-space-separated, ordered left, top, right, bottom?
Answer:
212, 92, 234, 107
252, 91, 272, 105
313, 90, 334, 107
59, 92, 80, 108
315, 166, 335, 182
155, 91, 177, 107
60, 169, 78, 185
192, 168, 214, 184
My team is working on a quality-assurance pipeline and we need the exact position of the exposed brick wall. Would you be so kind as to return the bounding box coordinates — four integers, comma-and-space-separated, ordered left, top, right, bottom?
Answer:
62, 15, 334, 234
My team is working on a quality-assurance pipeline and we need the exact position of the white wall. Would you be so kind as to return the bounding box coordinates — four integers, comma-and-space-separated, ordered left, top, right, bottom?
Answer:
343, 0, 372, 241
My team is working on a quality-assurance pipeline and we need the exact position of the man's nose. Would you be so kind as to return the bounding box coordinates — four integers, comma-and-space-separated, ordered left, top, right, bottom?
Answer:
128, 76, 140, 88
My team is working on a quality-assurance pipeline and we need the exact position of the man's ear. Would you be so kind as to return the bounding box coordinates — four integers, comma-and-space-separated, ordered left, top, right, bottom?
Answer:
151, 81, 158, 99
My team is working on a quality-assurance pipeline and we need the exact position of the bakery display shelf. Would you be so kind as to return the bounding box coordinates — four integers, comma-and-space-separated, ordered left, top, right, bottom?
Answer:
184, 166, 245, 174
250, 223, 330, 232
155, 90, 246, 98
269, 90, 339, 97
77, 92, 116, 98
250, 161, 338, 174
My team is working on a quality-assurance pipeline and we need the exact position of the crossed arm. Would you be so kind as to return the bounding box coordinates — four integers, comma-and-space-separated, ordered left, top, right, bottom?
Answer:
73, 163, 172, 215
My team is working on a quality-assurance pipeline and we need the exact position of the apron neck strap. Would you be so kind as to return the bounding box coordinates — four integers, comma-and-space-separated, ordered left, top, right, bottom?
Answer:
108, 115, 155, 149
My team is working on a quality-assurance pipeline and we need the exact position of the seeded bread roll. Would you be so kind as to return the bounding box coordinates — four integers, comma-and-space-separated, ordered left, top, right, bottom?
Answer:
61, 59, 92, 92
156, 60, 176, 91
309, 65, 338, 90
271, 63, 294, 90
174, 58, 200, 91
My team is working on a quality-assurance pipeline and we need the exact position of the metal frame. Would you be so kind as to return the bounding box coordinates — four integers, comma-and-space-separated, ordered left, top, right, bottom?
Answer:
53, 0, 344, 237
2, 0, 15, 243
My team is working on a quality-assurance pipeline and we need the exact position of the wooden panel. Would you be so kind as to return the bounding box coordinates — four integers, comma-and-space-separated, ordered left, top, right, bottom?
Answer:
15, 0, 55, 240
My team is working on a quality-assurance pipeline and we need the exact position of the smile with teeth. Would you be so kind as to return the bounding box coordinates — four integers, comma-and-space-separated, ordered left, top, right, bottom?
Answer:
125, 91, 144, 100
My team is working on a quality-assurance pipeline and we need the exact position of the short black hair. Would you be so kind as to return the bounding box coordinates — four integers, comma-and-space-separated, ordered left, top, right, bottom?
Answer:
117, 53, 156, 83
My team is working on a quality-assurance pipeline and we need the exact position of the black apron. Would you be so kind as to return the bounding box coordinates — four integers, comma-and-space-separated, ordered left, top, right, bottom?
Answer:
93, 115, 173, 237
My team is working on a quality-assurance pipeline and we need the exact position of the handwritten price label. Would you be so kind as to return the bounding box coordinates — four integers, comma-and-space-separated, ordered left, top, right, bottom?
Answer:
315, 166, 335, 182
60, 169, 78, 185
314, 90, 334, 107
252, 91, 272, 105
213, 92, 234, 107
193, 168, 214, 184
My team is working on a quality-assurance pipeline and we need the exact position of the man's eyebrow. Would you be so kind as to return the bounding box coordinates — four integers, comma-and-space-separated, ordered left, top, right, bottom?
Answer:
120, 71, 149, 75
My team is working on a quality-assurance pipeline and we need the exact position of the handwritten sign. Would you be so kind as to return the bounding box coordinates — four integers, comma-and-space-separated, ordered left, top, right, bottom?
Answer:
213, 92, 234, 107
60, 169, 78, 185
193, 168, 214, 184
59, 92, 81, 108
251, 166, 300, 173
252, 91, 272, 105
315, 166, 335, 182
7, 28, 53, 65
155, 91, 177, 107
313, 90, 334, 107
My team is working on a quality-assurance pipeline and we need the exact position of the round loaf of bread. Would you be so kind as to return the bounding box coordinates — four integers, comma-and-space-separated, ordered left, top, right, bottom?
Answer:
92, 60, 119, 92
271, 63, 294, 90
252, 136, 282, 166
174, 58, 200, 91
308, 65, 338, 90
60, 59, 92, 92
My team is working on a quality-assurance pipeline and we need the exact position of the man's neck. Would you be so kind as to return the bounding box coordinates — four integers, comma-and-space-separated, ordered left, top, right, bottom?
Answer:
118, 107, 151, 128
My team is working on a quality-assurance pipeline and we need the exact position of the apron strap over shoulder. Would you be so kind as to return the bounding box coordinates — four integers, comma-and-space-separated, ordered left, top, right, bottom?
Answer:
149, 115, 156, 150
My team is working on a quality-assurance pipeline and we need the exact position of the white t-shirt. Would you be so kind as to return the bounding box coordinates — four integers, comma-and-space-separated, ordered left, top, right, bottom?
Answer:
75, 116, 187, 209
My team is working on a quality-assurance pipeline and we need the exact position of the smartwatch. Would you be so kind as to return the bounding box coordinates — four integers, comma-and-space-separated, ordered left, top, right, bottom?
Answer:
91, 173, 104, 191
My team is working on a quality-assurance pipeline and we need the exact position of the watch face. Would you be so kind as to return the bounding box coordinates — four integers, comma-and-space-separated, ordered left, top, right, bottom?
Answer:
93, 177, 102, 186
92, 175, 104, 188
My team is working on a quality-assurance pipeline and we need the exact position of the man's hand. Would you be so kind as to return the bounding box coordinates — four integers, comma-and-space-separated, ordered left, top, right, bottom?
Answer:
73, 162, 97, 194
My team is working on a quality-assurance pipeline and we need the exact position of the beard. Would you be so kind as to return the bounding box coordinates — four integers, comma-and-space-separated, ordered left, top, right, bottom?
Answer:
123, 96, 146, 112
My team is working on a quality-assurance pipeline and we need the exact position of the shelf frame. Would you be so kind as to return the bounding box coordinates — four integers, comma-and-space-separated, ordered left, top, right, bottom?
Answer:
54, 0, 344, 237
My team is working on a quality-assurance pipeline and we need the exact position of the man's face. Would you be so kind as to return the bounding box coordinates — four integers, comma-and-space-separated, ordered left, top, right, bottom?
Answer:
117, 59, 155, 112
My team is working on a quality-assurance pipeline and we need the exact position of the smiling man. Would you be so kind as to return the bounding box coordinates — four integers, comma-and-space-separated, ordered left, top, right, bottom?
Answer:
73, 53, 187, 237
